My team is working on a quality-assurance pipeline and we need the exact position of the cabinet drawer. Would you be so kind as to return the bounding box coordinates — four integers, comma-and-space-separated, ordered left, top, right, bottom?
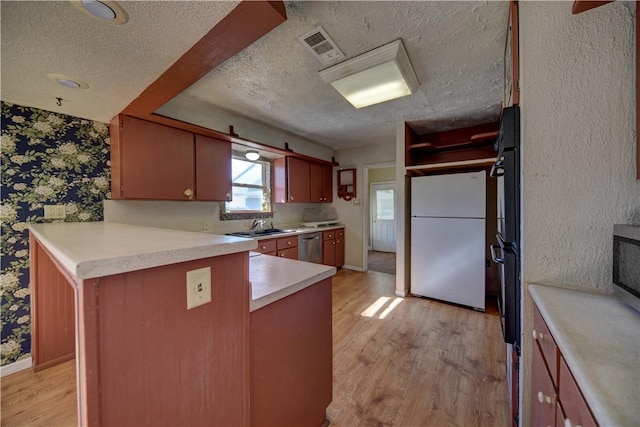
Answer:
559, 356, 597, 427
336, 228, 344, 238
532, 344, 557, 427
323, 230, 335, 241
533, 305, 558, 386
276, 237, 298, 250
277, 247, 298, 260
255, 239, 276, 254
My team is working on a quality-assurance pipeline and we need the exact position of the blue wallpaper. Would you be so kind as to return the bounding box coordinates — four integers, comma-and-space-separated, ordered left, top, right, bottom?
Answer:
1, 101, 111, 366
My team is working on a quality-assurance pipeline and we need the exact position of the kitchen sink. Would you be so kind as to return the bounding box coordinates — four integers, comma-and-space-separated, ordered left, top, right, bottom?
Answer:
225, 229, 287, 238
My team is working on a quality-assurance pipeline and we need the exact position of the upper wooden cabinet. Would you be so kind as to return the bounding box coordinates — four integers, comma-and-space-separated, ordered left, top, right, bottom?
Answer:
274, 157, 333, 204
195, 135, 232, 201
110, 115, 231, 201
310, 163, 333, 203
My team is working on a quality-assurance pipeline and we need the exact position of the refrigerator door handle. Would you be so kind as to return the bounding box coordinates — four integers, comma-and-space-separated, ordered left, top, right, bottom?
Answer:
490, 244, 504, 264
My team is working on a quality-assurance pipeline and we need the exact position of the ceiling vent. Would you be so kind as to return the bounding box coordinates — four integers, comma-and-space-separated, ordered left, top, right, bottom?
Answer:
298, 27, 345, 65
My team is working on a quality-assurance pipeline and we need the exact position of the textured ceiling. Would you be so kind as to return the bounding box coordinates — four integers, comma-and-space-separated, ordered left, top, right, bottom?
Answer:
1, 1, 509, 151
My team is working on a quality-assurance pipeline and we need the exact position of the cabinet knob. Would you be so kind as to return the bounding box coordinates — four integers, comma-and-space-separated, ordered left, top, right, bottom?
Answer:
532, 329, 544, 340
332, 241, 336, 245
184, 188, 194, 200
290, 196, 294, 201
287, 241, 292, 245
261, 245, 267, 250
564, 418, 582, 427
537, 391, 552, 405
225, 192, 231, 199
280, 253, 285, 257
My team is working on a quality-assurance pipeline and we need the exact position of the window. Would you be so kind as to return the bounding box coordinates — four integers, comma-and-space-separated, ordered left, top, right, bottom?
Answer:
221, 156, 272, 219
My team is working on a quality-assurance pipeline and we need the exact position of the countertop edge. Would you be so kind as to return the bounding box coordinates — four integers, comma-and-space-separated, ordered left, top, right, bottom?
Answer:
29, 223, 257, 279
250, 264, 336, 312
528, 283, 640, 427
208, 224, 345, 241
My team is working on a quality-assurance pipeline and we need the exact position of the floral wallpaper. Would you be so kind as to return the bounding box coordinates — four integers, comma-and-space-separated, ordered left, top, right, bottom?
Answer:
1, 101, 111, 366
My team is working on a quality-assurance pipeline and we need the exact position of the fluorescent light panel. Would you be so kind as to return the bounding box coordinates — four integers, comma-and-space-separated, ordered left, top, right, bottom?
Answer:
319, 39, 419, 109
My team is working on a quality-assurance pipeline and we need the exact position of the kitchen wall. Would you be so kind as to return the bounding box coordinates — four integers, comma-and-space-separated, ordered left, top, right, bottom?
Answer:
519, 1, 638, 424
334, 143, 396, 270
368, 166, 396, 183
104, 199, 318, 233
158, 94, 334, 161
0, 101, 110, 368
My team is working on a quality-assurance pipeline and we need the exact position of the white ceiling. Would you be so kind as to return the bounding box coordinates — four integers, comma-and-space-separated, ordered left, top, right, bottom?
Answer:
1, 1, 509, 151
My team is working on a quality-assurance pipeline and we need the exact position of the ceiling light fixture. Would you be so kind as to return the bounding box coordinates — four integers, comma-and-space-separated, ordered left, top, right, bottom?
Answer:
47, 73, 89, 89
319, 39, 419, 109
71, 0, 129, 25
245, 150, 260, 161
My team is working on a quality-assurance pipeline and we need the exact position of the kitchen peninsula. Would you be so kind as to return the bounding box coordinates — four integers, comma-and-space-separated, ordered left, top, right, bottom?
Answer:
28, 222, 335, 426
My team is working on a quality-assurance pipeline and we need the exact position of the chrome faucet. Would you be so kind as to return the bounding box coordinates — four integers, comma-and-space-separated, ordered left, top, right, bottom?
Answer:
251, 219, 266, 230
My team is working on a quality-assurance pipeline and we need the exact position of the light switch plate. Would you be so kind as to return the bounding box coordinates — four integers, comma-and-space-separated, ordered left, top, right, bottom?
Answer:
186, 267, 212, 310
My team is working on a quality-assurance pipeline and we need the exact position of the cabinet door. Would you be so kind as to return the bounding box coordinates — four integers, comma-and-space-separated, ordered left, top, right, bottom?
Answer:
559, 356, 597, 427
323, 239, 336, 266
119, 116, 194, 200
287, 157, 310, 203
335, 235, 345, 267
277, 247, 298, 260
195, 135, 231, 201
310, 162, 324, 203
322, 165, 333, 203
255, 239, 276, 254
531, 344, 556, 427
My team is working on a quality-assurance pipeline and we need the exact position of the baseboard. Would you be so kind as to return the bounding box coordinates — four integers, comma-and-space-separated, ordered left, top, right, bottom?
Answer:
1, 357, 32, 377
342, 265, 365, 272
395, 289, 408, 298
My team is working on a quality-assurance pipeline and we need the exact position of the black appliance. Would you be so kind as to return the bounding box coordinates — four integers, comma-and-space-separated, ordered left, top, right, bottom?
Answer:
613, 224, 640, 313
490, 105, 521, 350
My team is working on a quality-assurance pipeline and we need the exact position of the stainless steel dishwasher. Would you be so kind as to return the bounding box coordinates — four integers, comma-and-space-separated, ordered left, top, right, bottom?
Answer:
298, 232, 323, 264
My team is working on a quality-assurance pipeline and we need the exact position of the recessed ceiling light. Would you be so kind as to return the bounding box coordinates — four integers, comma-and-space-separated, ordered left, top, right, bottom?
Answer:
47, 74, 89, 89
82, 0, 116, 20
70, 0, 128, 25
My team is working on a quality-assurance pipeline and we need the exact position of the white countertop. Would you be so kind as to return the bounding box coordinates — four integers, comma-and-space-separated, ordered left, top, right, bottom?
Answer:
205, 224, 345, 241
29, 222, 257, 279
249, 254, 336, 312
528, 284, 640, 427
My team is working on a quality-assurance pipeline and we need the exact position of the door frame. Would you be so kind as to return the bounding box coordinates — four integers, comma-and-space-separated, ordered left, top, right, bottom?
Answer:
362, 162, 396, 272
369, 181, 397, 252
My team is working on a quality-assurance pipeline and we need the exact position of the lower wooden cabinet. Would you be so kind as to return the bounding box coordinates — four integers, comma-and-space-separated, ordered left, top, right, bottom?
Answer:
322, 228, 345, 267
250, 278, 332, 426
256, 236, 299, 259
531, 304, 598, 427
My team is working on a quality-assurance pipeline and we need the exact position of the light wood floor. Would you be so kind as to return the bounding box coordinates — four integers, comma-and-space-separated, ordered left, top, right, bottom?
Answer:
1, 269, 509, 426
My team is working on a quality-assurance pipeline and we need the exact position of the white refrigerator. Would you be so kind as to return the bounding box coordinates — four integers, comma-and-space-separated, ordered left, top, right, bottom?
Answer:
410, 171, 486, 310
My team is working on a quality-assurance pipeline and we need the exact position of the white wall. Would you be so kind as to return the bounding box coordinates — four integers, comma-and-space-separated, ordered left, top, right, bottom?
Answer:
334, 143, 396, 270
104, 200, 316, 233
519, 1, 638, 425
158, 93, 334, 161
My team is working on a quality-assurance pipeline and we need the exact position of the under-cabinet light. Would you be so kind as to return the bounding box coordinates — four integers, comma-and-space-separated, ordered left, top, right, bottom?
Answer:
245, 150, 260, 161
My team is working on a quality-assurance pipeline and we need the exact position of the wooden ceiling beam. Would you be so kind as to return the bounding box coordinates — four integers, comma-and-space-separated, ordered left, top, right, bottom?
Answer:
571, 1, 614, 14
122, 1, 287, 116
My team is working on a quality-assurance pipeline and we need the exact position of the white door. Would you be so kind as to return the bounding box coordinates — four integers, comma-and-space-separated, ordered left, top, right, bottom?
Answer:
371, 182, 396, 252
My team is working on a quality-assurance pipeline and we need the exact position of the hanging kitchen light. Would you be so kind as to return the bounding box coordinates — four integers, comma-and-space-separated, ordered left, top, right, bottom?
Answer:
245, 150, 260, 161
319, 39, 419, 109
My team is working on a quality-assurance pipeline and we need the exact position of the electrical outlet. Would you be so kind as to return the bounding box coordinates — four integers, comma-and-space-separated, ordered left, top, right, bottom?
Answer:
203, 219, 210, 230
186, 267, 212, 310
44, 204, 66, 219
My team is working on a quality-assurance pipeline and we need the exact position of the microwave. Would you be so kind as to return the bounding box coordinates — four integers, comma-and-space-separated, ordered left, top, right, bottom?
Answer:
613, 224, 640, 312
